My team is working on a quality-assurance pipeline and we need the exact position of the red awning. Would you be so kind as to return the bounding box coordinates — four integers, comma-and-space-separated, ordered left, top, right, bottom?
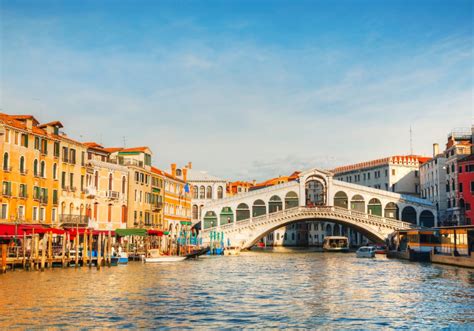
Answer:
66, 228, 115, 237
147, 230, 164, 236
0, 224, 61, 237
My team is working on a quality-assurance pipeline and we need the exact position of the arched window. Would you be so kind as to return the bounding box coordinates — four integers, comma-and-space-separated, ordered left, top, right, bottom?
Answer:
193, 186, 198, 199
199, 186, 205, 199
367, 198, 382, 216
53, 163, 57, 180
236, 203, 250, 221
217, 186, 223, 199
285, 191, 299, 209
40, 161, 45, 178
305, 177, 326, 206
401, 206, 417, 225
420, 210, 435, 228
252, 199, 266, 217
384, 202, 399, 219
334, 191, 348, 209
121, 205, 127, 223
33, 159, 38, 176
206, 186, 212, 199
19, 156, 25, 174
109, 173, 113, 191
2, 152, 8, 171
269, 195, 283, 213
350, 195, 365, 212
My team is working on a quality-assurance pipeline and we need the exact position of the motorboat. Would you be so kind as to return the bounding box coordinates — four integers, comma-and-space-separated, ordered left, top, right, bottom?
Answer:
323, 236, 349, 252
356, 246, 376, 258
117, 252, 129, 264
374, 244, 387, 254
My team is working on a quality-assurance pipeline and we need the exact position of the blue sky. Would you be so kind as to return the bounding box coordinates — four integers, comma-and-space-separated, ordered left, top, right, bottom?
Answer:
1, 0, 472, 180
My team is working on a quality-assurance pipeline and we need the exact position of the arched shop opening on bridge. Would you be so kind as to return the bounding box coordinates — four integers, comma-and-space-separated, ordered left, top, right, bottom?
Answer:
203, 211, 218, 229
285, 191, 299, 209
220, 207, 234, 225
334, 191, 348, 209
350, 195, 365, 212
305, 176, 326, 206
384, 202, 399, 219
419, 210, 435, 228
236, 203, 250, 222
401, 206, 417, 225
253, 199, 266, 217
269, 195, 283, 213
367, 198, 382, 216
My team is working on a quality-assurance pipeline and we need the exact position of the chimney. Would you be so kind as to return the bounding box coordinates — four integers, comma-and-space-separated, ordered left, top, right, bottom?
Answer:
188, 161, 192, 169
26, 118, 33, 130
183, 168, 188, 182
433, 143, 439, 157
171, 163, 177, 177
252, 180, 256, 185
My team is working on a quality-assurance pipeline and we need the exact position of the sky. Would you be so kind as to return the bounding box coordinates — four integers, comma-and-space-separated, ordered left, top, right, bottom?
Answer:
1, 0, 473, 181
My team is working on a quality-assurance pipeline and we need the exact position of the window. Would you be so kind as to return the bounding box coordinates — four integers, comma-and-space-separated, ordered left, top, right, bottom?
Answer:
33, 159, 38, 176
217, 186, 223, 199
53, 163, 57, 179
2, 181, 12, 196
41, 139, 47, 154
62, 147, 69, 162
61, 172, 66, 189
2, 152, 9, 171
70, 173, 74, 190
69, 149, 76, 164
14, 132, 19, 145
81, 175, 84, 191
81, 151, 85, 166
109, 173, 113, 191
471, 181, 474, 193
54, 142, 60, 157
392, 169, 396, 176
19, 184, 27, 198
122, 176, 126, 194
18, 206, 25, 220
199, 186, 205, 199
1, 204, 8, 219
459, 183, 463, 193
108, 204, 112, 222
20, 156, 25, 174
53, 190, 58, 204
94, 171, 99, 189
21, 134, 29, 147
34, 137, 40, 150
52, 208, 57, 222
385, 169, 388, 177
5, 129, 10, 143
40, 161, 45, 177
32, 207, 38, 221
206, 186, 212, 199
39, 207, 45, 221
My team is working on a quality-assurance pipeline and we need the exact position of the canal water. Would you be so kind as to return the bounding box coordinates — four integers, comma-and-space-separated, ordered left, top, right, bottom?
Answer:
1, 250, 473, 329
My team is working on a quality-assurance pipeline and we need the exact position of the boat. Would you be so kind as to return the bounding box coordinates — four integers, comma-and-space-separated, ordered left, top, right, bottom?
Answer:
117, 252, 129, 264
323, 236, 349, 252
356, 246, 376, 258
387, 230, 438, 262
185, 246, 210, 259
374, 244, 387, 254
143, 249, 187, 263
224, 247, 241, 256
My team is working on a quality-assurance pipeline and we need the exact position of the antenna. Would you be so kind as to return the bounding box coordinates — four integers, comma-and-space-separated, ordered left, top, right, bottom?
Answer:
409, 126, 413, 155
123, 136, 126, 147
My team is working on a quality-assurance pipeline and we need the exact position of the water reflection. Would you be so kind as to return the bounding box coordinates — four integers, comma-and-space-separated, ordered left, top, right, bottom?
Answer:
1, 251, 473, 329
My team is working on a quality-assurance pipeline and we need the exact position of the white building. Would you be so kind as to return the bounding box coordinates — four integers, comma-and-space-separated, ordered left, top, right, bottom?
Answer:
332, 155, 429, 196
179, 162, 227, 224
420, 143, 447, 223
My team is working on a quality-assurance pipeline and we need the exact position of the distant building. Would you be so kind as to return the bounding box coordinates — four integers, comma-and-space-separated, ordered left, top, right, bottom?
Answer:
180, 162, 227, 224
444, 128, 472, 225
420, 143, 448, 223
457, 155, 474, 225
164, 163, 192, 234
332, 155, 430, 196
227, 180, 255, 196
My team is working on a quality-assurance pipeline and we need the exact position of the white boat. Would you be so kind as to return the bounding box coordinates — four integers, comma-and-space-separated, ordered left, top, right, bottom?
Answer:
144, 256, 186, 263
356, 246, 376, 258
323, 236, 349, 252
143, 249, 186, 263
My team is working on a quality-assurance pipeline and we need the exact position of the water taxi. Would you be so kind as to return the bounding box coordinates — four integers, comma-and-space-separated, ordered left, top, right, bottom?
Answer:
387, 229, 439, 262
323, 236, 349, 252
143, 249, 186, 263
356, 246, 376, 258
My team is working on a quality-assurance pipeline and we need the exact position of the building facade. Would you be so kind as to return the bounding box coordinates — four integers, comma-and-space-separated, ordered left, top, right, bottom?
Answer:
84, 143, 129, 231
163, 164, 192, 235
457, 155, 474, 225
444, 129, 472, 225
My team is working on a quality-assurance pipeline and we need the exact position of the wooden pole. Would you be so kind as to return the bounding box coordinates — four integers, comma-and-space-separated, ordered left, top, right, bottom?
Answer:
22, 233, 26, 270
40, 234, 47, 272
97, 233, 102, 270
83, 230, 88, 267
74, 235, 79, 268
48, 231, 53, 269
88, 230, 93, 268
107, 233, 112, 267
1, 244, 7, 274
61, 233, 66, 267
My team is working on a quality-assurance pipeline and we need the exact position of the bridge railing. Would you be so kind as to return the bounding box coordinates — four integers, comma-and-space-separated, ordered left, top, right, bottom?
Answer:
202, 205, 414, 233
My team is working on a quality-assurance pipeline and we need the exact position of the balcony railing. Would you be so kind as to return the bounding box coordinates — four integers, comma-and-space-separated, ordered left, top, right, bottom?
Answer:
59, 214, 88, 225
106, 190, 120, 200
85, 187, 96, 197
152, 202, 163, 211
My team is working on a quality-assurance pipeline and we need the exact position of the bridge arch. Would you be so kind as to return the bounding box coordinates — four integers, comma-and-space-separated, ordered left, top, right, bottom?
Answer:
334, 191, 348, 209
305, 175, 327, 206
420, 210, 435, 228
350, 194, 365, 212
252, 199, 266, 217
243, 214, 387, 249
401, 206, 417, 225
384, 202, 399, 220
269, 195, 283, 213
284, 191, 299, 209
236, 203, 250, 222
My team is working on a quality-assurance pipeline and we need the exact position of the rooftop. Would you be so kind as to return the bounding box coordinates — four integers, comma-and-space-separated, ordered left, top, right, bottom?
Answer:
332, 155, 430, 174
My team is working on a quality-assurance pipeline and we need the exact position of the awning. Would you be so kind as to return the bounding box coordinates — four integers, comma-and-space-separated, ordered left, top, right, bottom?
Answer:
147, 230, 164, 236
0, 224, 52, 237
66, 228, 115, 238
180, 221, 192, 226
115, 228, 147, 237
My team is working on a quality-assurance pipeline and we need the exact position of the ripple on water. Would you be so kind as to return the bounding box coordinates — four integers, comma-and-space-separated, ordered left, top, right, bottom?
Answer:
1, 252, 473, 328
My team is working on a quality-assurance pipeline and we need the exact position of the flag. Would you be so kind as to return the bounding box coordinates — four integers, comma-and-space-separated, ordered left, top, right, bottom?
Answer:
184, 183, 190, 193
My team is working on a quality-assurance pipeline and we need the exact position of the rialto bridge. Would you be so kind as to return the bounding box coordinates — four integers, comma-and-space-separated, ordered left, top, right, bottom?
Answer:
200, 168, 437, 249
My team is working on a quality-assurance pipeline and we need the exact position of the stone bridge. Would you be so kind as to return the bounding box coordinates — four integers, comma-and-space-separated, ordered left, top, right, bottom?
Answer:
200, 168, 436, 249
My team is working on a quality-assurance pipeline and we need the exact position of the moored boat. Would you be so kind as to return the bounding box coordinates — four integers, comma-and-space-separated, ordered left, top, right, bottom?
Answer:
145, 256, 187, 263
323, 236, 349, 252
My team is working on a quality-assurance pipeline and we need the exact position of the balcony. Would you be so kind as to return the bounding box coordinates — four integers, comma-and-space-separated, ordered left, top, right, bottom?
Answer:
85, 186, 97, 198
2, 190, 12, 197
59, 214, 88, 225
3, 166, 12, 173
106, 190, 120, 200
152, 201, 163, 211
19, 193, 28, 199
40, 196, 48, 204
